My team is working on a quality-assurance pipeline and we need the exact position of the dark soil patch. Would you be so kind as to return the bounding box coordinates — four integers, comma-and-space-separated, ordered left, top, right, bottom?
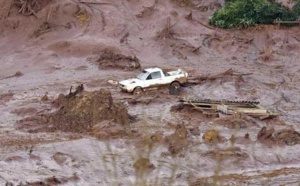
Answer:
11, 107, 38, 117
5, 155, 24, 162
96, 48, 141, 71
257, 127, 300, 146
0, 92, 14, 103
19, 175, 80, 186
213, 115, 259, 129
204, 147, 249, 160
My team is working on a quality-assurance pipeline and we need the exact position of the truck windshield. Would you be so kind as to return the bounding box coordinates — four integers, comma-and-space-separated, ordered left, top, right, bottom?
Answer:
136, 70, 149, 80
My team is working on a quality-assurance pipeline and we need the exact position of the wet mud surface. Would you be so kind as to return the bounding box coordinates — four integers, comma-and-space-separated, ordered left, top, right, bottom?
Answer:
1, 0, 300, 185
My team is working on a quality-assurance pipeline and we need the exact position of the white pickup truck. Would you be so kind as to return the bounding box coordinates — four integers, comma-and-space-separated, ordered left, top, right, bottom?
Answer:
118, 67, 188, 95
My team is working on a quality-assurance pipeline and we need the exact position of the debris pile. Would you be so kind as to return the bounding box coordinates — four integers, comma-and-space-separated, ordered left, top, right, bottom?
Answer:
15, 0, 52, 16
19, 87, 129, 134
257, 127, 300, 146
178, 98, 278, 119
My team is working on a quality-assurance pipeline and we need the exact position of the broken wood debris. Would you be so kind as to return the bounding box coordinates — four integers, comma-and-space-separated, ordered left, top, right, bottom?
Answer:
66, 84, 84, 99
15, 0, 40, 17
187, 69, 252, 85
178, 97, 278, 119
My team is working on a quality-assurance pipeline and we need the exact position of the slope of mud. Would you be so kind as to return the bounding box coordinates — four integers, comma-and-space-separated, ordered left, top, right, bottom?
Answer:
1, 0, 300, 185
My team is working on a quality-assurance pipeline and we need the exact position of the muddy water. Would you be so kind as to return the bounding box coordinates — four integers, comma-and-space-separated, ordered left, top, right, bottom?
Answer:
1, 0, 300, 185
2, 80, 300, 186
1, 47, 300, 185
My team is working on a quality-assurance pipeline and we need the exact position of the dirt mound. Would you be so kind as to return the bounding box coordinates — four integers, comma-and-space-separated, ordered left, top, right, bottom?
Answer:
19, 88, 129, 134
95, 48, 141, 71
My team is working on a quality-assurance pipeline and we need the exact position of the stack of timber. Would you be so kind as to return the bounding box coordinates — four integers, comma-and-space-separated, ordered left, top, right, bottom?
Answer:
179, 98, 278, 119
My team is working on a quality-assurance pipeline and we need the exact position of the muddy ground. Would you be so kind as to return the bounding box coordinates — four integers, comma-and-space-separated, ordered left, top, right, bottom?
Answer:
0, 0, 300, 185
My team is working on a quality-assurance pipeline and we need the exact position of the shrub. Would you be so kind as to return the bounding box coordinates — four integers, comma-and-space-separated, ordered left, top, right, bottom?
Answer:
209, 0, 298, 29
293, 1, 300, 17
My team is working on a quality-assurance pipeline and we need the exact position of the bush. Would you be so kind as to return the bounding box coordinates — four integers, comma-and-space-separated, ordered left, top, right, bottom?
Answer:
293, 1, 300, 17
209, 0, 298, 29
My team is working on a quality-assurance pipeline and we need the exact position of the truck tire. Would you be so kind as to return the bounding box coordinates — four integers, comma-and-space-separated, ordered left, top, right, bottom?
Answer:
133, 87, 143, 95
169, 81, 181, 95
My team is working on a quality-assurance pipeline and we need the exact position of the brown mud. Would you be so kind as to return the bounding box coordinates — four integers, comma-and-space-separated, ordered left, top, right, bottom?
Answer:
1, 0, 300, 185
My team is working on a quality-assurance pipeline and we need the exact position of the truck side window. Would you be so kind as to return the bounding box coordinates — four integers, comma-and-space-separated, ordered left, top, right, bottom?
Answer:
150, 71, 162, 79
147, 71, 161, 80
163, 71, 170, 76
146, 74, 152, 80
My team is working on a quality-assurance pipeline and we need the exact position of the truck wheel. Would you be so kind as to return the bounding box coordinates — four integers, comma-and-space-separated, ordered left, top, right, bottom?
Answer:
133, 87, 143, 95
169, 82, 181, 95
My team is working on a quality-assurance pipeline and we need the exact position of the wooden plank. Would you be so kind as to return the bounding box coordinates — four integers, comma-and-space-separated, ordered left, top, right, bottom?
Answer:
229, 108, 268, 114
182, 102, 257, 108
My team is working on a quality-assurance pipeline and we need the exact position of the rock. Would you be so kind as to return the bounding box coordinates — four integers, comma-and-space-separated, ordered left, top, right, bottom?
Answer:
203, 130, 220, 143
133, 157, 155, 174
257, 127, 275, 141
165, 124, 188, 154
150, 132, 164, 143
53, 152, 71, 165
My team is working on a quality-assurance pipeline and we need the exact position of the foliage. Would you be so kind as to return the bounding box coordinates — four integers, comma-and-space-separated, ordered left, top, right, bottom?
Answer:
209, 0, 299, 29
293, 0, 300, 17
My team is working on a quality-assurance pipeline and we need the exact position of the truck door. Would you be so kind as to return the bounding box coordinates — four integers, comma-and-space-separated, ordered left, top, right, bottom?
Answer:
145, 71, 163, 89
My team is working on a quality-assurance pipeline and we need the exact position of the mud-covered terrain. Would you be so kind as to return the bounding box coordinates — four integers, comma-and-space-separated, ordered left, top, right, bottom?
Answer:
1, 0, 300, 185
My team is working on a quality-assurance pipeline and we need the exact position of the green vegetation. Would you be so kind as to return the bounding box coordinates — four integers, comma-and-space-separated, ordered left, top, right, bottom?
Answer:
210, 0, 300, 29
